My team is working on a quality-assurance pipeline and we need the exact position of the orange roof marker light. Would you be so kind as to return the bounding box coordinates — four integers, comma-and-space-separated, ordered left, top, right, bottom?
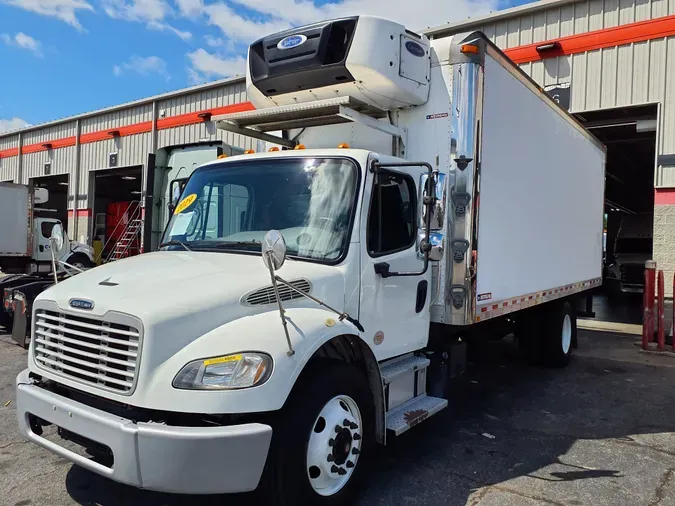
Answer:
217, 154, 228, 159
460, 44, 480, 54
269, 147, 280, 152
294, 144, 306, 150
244, 149, 255, 154
337, 143, 350, 149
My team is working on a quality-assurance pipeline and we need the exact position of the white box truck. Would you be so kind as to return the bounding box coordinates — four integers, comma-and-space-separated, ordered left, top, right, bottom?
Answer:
15, 16, 605, 505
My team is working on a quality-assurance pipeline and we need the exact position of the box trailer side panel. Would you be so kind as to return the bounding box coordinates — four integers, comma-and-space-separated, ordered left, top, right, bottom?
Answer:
475, 52, 605, 313
0, 183, 30, 257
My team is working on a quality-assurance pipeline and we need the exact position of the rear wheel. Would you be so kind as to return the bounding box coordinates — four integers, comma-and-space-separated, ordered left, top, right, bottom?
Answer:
258, 361, 374, 505
541, 301, 576, 368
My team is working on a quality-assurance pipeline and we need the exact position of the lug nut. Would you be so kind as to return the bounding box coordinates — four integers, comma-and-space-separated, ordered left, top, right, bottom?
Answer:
350, 422, 358, 430
346, 460, 355, 468
335, 425, 342, 433
331, 465, 339, 474
343, 419, 351, 427
352, 448, 360, 455
353, 433, 361, 441
337, 467, 347, 475
328, 438, 335, 447
327, 455, 334, 462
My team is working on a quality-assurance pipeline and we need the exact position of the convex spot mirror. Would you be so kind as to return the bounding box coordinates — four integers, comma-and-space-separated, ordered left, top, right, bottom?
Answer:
50, 223, 64, 251
262, 230, 287, 271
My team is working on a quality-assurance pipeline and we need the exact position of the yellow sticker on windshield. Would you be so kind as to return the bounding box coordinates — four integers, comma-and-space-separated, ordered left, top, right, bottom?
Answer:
174, 193, 197, 215
204, 354, 242, 366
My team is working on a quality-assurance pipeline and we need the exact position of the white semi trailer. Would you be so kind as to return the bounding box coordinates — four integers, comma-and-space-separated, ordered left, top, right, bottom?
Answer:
16, 16, 605, 505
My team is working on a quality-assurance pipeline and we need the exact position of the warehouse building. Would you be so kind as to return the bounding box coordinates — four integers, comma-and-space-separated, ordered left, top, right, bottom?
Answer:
0, 0, 673, 300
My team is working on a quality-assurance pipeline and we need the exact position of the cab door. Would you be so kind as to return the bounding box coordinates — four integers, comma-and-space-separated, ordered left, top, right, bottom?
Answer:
34, 219, 58, 262
358, 159, 432, 361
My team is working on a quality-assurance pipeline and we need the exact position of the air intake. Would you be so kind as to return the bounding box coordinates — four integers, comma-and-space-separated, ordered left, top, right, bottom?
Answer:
243, 279, 311, 306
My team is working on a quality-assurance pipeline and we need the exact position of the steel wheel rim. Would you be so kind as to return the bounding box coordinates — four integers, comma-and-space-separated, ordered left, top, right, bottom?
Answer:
562, 313, 572, 354
306, 394, 363, 496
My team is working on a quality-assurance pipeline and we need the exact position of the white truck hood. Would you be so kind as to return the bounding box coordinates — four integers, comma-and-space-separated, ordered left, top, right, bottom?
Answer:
35, 251, 346, 356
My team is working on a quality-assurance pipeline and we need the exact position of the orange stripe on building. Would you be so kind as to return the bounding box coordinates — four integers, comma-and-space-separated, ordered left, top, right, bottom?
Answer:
156, 101, 255, 130
80, 121, 153, 144
0, 147, 19, 158
504, 14, 675, 64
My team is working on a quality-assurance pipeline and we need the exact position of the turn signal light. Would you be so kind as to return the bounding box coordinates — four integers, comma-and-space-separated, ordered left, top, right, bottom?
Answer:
460, 44, 479, 54
244, 149, 255, 154
217, 154, 228, 159
294, 144, 306, 150
337, 143, 350, 148
269, 147, 280, 152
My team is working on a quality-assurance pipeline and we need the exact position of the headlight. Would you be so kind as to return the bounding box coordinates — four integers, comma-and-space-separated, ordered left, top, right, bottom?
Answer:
172, 352, 273, 390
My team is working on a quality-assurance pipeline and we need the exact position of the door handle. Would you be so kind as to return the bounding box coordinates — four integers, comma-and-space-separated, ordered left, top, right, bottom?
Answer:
39, 245, 44, 252
416, 280, 428, 313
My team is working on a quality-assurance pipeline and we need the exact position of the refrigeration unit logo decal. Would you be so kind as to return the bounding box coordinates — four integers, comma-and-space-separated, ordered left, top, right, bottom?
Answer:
426, 113, 449, 120
277, 34, 307, 50
69, 298, 95, 310
477, 292, 492, 302
405, 40, 426, 57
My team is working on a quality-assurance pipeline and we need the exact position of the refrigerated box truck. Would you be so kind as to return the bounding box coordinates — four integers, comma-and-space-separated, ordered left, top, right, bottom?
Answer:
15, 16, 605, 505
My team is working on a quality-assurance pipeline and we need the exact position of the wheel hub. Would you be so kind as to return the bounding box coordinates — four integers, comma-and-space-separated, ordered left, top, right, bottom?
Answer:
306, 395, 363, 496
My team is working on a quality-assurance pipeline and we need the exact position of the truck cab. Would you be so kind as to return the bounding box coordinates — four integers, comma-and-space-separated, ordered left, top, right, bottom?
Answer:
33, 217, 94, 270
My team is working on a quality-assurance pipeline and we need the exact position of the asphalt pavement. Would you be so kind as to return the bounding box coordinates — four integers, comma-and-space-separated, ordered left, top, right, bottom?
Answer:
1, 330, 675, 506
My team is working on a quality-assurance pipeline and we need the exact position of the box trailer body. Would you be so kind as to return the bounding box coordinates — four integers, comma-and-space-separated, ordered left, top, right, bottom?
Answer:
15, 16, 605, 505
0, 182, 31, 258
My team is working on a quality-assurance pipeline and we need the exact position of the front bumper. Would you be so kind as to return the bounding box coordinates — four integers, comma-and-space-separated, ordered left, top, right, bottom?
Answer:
15, 369, 273, 494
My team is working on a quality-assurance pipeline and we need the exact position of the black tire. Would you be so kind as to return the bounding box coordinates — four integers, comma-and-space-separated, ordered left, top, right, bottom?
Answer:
66, 253, 94, 269
258, 360, 375, 506
540, 301, 576, 368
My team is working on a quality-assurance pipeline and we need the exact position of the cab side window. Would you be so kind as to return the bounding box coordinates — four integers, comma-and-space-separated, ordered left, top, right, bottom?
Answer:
367, 170, 416, 256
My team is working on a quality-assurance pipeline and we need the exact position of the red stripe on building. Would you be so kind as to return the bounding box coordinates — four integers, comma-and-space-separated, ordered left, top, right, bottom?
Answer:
67, 209, 93, 217
504, 14, 675, 64
655, 188, 675, 205
80, 121, 153, 144
0, 147, 19, 158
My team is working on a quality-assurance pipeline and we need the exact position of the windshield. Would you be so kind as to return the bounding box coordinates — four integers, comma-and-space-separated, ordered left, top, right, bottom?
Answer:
161, 157, 359, 262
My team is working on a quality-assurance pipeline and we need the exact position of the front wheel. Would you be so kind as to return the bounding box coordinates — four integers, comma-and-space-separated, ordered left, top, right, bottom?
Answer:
541, 301, 576, 368
258, 361, 375, 505
66, 253, 94, 269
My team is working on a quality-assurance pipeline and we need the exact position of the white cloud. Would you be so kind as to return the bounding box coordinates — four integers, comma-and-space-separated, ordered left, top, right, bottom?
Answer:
186, 48, 246, 83
147, 20, 192, 40
203, 2, 290, 43
103, 0, 170, 22
175, 0, 202, 18
0, 117, 30, 133
113, 55, 170, 80
1, 0, 93, 30
1, 32, 42, 56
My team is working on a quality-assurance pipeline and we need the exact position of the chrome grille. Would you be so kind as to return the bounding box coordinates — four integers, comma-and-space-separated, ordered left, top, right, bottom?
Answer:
244, 279, 311, 306
33, 309, 141, 394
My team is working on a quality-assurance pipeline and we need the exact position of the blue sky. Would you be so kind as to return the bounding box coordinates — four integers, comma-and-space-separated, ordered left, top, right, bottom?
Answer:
0, 0, 531, 133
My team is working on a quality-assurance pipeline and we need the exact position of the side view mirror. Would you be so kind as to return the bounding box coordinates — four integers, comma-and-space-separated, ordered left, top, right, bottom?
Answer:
50, 224, 64, 251
262, 229, 287, 271
420, 173, 446, 231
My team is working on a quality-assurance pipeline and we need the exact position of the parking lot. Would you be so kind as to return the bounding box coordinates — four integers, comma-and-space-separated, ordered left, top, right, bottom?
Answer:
2, 330, 675, 506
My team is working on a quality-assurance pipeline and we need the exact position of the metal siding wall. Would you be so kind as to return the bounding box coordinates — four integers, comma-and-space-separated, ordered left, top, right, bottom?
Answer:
156, 80, 253, 151
81, 105, 152, 133
0, 135, 19, 181
79, 132, 151, 196
157, 80, 247, 118
22, 122, 76, 144
479, 0, 675, 49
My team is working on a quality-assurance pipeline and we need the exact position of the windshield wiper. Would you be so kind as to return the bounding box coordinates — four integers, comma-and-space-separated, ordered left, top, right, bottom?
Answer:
159, 239, 192, 251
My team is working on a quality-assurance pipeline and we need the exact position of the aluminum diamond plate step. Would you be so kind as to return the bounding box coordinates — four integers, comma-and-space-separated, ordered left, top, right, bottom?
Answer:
380, 354, 430, 385
386, 395, 448, 436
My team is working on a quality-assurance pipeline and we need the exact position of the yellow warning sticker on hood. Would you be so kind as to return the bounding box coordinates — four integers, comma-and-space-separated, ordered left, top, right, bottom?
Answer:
174, 193, 197, 215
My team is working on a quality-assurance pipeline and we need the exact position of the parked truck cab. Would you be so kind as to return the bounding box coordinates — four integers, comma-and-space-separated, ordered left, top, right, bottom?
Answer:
15, 16, 605, 505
